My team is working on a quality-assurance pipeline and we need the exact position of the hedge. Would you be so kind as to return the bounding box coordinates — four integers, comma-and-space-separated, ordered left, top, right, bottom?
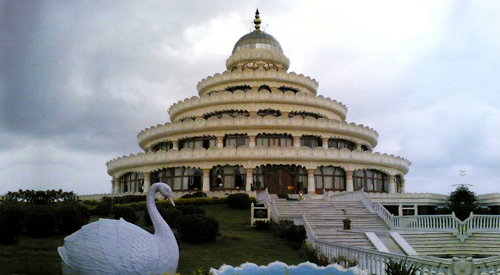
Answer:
177, 214, 219, 243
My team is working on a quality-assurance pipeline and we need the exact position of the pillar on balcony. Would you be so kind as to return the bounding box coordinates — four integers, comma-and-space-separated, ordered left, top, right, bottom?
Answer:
143, 172, 151, 193
172, 139, 179, 150
355, 142, 362, 151
400, 178, 406, 193
202, 168, 211, 192
249, 135, 256, 147
146, 145, 153, 152
307, 169, 316, 194
346, 170, 354, 192
113, 178, 119, 194
217, 136, 224, 148
322, 137, 329, 149
281, 111, 290, 117
246, 168, 253, 192
293, 136, 301, 147
389, 174, 396, 194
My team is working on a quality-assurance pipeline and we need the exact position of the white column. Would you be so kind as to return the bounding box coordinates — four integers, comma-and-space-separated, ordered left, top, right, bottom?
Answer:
120, 182, 124, 193
217, 136, 224, 148
388, 174, 396, 194
143, 172, 151, 193
346, 170, 354, 192
249, 135, 256, 147
322, 137, 329, 149
246, 168, 253, 192
202, 168, 210, 192
400, 179, 406, 193
172, 139, 179, 150
307, 169, 316, 194
146, 145, 153, 152
281, 111, 290, 117
293, 136, 301, 147
113, 178, 119, 194
356, 142, 362, 151
131, 181, 136, 193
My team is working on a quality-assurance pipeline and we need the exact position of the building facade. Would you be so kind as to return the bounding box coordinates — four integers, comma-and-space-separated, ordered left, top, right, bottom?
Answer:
106, 11, 411, 198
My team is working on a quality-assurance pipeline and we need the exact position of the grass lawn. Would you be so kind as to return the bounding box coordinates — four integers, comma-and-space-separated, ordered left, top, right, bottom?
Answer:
0, 204, 305, 275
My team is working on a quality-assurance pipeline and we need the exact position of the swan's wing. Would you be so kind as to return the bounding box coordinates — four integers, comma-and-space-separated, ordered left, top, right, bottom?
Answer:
59, 218, 160, 275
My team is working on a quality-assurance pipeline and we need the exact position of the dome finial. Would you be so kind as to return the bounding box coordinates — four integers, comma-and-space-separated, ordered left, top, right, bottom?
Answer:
254, 9, 261, 32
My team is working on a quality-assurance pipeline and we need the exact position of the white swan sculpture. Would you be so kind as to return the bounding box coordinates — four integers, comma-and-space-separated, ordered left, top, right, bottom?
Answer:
58, 182, 179, 275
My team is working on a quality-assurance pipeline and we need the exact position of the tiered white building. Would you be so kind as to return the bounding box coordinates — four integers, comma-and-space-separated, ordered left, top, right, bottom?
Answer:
106, 11, 411, 199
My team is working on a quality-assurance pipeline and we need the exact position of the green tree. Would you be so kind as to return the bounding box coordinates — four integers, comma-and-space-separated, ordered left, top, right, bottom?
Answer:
449, 185, 476, 221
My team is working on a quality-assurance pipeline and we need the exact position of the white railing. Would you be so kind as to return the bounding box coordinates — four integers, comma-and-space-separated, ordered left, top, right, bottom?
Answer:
392, 214, 460, 231
465, 214, 500, 232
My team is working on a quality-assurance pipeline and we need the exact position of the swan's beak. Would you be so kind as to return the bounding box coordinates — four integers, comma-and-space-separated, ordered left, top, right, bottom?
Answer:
168, 196, 175, 206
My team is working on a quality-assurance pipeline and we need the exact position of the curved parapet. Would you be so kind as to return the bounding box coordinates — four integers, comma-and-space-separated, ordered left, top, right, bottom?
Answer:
106, 147, 411, 177
196, 69, 319, 96
168, 90, 347, 122
137, 116, 378, 149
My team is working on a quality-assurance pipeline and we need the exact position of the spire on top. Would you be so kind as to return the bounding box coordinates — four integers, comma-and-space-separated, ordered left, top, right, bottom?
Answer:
254, 9, 261, 32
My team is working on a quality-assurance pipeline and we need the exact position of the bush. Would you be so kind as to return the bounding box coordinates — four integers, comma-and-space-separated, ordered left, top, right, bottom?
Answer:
112, 195, 147, 205
177, 214, 219, 243
226, 193, 251, 209
191, 192, 207, 198
271, 220, 306, 243
144, 207, 183, 229
385, 258, 420, 275
25, 205, 57, 238
0, 201, 25, 244
181, 194, 193, 199
93, 197, 113, 217
57, 201, 90, 234
298, 242, 330, 266
81, 199, 100, 206
113, 205, 138, 223
253, 220, 271, 230
178, 205, 206, 216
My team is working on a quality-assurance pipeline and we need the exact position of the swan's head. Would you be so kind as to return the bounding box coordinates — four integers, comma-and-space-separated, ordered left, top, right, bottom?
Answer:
158, 183, 175, 206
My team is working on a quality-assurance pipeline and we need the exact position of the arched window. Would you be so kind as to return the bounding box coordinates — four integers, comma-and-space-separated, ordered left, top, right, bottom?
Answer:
258, 109, 281, 117
210, 165, 246, 190
203, 110, 250, 120
258, 85, 271, 92
314, 166, 346, 191
300, 135, 322, 148
224, 134, 249, 148
120, 172, 144, 193
361, 145, 370, 152
179, 136, 217, 149
152, 141, 173, 152
289, 111, 325, 119
151, 167, 203, 191
278, 86, 300, 93
353, 169, 388, 193
256, 133, 293, 147
328, 139, 355, 150
225, 85, 251, 93
253, 165, 307, 193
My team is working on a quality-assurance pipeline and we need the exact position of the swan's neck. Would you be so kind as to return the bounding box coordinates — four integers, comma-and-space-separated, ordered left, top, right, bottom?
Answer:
147, 185, 175, 240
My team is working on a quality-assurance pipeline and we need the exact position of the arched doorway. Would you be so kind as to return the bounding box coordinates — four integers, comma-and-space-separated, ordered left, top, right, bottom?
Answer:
254, 165, 307, 194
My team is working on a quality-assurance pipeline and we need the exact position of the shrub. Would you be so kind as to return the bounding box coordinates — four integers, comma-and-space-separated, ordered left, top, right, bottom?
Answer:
385, 258, 420, 275
81, 199, 100, 206
177, 214, 219, 243
0, 201, 25, 244
285, 223, 306, 243
226, 193, 251, 209
112, 195, 147, 205
177, 205, 206, 216
191, 192, 207, 198
113, 205, 138, 223
298, 242, 330, 266
448, 185, 477, 221
57, 201, 90, 234
25, 205, 57, 238
253, 220, 271, 230
144, 207, 183, 228
93, 197, 113, 217
181, 194, 193, 199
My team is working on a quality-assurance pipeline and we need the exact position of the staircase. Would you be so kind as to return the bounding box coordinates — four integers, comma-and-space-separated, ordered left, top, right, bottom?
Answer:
274, 199, 389, 250
399, 231, 500, 257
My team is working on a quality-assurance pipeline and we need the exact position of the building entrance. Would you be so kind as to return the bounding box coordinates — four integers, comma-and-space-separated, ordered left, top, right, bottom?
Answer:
254, 165, 307, 194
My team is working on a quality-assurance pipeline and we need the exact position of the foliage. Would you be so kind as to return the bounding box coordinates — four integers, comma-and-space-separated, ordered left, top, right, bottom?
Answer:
93, 197, 113, 216
24, 205, 57, 237
271, 220, 306, 242
57, 201, 90, 234
177, 205, 206, 216
253, 220, 271, 230
180, 194, 193, 199
112, 195, 147, 205
112, 205, 138, 223
0, 201, 25, 244
298, 243, 358, 268
81, 199, 100, 206
144, 207, 183, 228
448, 185, 477, 221
176, 214, 219, 243
226, 193, 251, 209
191, 192, 207, 198
4, 189, 78, 205
385, 258, 420, 275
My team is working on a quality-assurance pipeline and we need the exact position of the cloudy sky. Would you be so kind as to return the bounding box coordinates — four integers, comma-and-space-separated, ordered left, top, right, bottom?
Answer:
1, 0, 499, 195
